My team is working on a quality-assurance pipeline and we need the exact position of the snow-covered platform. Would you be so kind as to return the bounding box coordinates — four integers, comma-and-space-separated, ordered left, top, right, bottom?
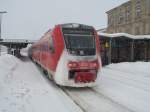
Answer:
0, 54, 150, 112
0, 54, 82, 112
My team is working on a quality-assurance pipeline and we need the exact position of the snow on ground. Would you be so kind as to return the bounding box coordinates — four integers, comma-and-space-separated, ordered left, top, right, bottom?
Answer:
63, 62, 150, 112
0, 54, 82, 112
0, 54, 150, 112
95, 62, 150, 112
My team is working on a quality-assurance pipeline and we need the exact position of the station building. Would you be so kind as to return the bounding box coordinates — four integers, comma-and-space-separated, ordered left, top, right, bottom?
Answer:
106, 0, 150, 35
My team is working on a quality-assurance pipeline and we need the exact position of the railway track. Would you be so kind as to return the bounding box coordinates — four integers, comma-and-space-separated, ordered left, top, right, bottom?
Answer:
38, 67, 134, 112
61, 87, 86, 112
34, 60, 134, 112
60, 87, 134, 112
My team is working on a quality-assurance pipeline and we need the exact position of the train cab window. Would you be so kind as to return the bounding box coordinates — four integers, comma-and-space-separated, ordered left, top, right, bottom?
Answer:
62, 29, 96, 56
49, 36, 55, 53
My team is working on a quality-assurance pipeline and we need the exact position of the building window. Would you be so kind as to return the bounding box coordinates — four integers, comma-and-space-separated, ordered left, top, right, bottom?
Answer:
108, 16, 111, 26
108, 15, 114, 26
118, 9, 124, 24
135, 26, 140, 35
118, 14, 124, 24
135, 0, 142, 17
125, 5, 131, 21
148, 0, 150, 16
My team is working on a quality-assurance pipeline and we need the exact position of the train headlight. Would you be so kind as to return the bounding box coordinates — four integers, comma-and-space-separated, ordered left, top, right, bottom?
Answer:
90, 61, 99, 68
68, 61, 78, 68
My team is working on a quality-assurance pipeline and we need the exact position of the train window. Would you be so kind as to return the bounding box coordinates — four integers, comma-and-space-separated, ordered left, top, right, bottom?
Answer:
49, 36, 55, 53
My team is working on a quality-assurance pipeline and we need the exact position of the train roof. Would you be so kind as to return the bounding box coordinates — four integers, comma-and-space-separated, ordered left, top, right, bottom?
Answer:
60, 23, 94, 29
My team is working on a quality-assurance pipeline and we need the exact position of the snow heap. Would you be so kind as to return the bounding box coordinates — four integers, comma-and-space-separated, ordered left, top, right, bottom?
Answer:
0, 54, 20, 70
0, 54, 82, 112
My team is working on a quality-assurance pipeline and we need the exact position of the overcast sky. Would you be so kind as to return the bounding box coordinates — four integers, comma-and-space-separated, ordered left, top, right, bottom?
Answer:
0, 0, 128, 39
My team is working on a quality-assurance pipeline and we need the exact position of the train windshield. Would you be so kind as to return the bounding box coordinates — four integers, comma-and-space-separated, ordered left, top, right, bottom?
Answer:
64, 34, 95, 49
62, 28, 96, 56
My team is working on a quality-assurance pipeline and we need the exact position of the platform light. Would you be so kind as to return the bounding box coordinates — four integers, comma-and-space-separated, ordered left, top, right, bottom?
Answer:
0, 11, 7, 56
0, 11, 7, 39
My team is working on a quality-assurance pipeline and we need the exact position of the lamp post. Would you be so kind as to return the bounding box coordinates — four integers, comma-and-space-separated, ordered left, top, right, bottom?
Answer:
0, 11, 7, 56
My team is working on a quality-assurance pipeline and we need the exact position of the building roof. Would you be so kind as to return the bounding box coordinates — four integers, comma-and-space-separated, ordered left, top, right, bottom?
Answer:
106, 0, 130, 14
98, 32, 150, 39
97, 28, 107, 33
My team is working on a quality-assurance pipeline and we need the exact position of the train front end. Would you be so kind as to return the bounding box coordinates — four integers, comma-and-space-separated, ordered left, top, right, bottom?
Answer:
54, 23, 101, 87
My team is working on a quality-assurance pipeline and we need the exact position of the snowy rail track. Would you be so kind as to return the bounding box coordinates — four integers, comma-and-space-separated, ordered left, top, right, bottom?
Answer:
37, 62, 134, 112
60, 87, 134, 112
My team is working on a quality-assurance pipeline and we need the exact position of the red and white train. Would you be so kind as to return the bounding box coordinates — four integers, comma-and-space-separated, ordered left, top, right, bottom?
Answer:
29, 23, 101, 87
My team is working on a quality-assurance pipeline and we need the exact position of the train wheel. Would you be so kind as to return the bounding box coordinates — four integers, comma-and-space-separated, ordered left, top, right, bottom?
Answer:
43, 69, 48, 77
38, 63, 41, 68
47, 72, 53, 81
